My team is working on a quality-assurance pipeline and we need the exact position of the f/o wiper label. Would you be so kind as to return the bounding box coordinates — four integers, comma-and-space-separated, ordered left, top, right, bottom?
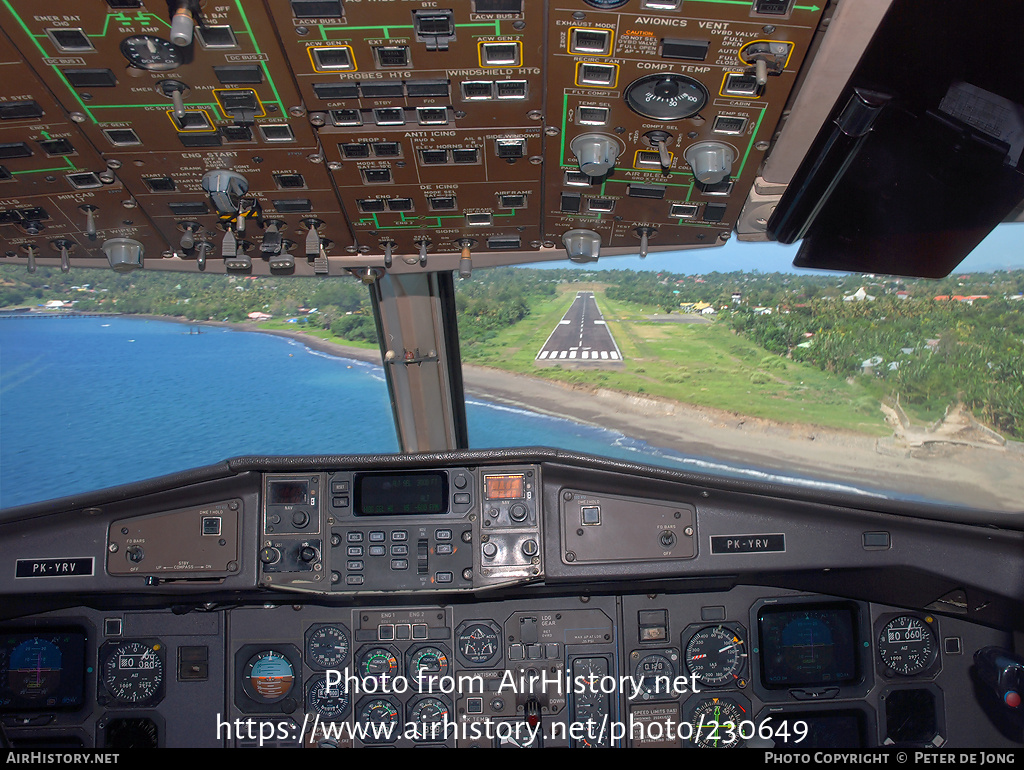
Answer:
16, 557, 94, 578
710, 535, 785, 554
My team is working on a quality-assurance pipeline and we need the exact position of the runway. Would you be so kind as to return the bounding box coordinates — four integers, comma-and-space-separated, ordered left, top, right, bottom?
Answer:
536, 292, 623, 363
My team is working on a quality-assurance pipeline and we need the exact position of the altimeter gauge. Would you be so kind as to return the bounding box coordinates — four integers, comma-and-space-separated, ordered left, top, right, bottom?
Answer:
877, 615, 938, 676
100, 640, 164, 705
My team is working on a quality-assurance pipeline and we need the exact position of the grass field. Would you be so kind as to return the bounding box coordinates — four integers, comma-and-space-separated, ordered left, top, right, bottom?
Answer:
463, 285, 890, 435
253, 318, 379, 350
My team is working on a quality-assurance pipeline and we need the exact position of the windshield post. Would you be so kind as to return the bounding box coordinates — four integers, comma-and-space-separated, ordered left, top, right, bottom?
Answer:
369, 270, 469, 453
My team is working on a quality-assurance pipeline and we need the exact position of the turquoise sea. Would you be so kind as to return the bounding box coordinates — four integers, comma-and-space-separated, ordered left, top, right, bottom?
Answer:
0, 316, 879, 509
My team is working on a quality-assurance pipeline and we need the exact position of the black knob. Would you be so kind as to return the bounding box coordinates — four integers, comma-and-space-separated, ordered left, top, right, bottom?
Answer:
300, 546, 318, 562
259, 547, 280, 565
510, 503, 528, 522
291, 510, 309, 528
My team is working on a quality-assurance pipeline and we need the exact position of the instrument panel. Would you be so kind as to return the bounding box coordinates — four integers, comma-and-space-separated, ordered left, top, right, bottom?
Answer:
0, 0, 830, 276
0, 590, 1014, 748
0, 450, 1022, 747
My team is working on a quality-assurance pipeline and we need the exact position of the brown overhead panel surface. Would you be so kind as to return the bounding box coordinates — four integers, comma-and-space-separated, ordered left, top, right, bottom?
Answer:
266, 0, 545, 132
543, 1, 825, 253
0, 1, 315, 154
0, 27, 168, 270
111, 146, 354, 259
322, 124, 542, 256
0, 180, 172, 271
0, 28, 111, 198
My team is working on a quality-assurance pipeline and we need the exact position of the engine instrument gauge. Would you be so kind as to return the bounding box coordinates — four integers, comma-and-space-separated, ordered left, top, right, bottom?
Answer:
685, 625, 747, 687
456, 621, 501, 666
356, 647, 399, 684
306, 625, 350, 669
306, 674, 350, 718
407, 646, 449, 690
243, 650, 295, 703
688, 696, 747, 748
357, 698, 400, 743
624, 74, 708, 121
408, 696, 450, 742
100, 641, 164, 705
877, 615, 938, 676
120, 35, 184, 72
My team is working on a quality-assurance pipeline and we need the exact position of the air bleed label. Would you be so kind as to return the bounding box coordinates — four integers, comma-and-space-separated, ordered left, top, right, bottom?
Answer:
710, 534, 785, 554
16, 557, 94, 578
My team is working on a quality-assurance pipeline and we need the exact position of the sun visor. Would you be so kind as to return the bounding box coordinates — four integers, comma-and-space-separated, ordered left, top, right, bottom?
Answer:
768, 1, 1024, 278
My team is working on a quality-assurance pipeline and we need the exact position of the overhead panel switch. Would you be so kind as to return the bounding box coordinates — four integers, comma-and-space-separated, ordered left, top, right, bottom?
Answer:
684, 141, 736, 185
562, 229, 601, 263
570, 133, 623, 178
201, 170, 250, 215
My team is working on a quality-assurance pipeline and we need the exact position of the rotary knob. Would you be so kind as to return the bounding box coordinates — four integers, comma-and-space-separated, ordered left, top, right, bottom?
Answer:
570, 133, 623, 177
562, 229, 601, 263
684, 141, 736, 185
101, 238, 145, 273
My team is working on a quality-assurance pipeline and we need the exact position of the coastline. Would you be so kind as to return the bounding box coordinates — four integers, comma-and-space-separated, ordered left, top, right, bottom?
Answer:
139, 314, 1024, 510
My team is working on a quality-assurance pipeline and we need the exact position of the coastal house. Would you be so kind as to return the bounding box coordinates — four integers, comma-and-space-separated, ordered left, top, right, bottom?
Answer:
860, 356, 884, 374
843, 287, 876, 302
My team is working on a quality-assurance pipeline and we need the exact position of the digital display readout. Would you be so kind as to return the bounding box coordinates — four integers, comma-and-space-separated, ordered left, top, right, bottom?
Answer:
268, 481, 306, 505
0, 629, 87, 711
354, 471, 448, 515
484, 474, 525, 500
758, 603, 860, 689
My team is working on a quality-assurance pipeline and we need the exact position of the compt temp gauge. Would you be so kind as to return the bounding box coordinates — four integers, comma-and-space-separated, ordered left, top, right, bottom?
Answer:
624, 74, 709, 121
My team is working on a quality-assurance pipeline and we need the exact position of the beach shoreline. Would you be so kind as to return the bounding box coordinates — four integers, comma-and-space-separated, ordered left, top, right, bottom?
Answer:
137, 314, 1024, 510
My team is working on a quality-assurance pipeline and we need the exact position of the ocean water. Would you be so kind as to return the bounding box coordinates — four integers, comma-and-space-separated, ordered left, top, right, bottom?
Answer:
0, 316, 877, 509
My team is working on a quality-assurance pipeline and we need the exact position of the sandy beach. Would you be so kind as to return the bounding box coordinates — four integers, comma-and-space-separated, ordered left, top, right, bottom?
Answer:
191, 320, 1024, 512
